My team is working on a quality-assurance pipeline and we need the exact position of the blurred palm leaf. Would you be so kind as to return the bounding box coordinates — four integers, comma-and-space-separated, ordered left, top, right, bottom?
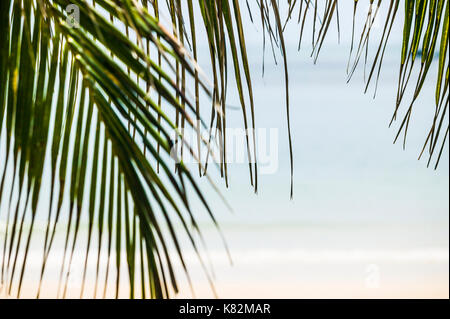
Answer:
0, 0, 448, 299
0, 0, 227, 299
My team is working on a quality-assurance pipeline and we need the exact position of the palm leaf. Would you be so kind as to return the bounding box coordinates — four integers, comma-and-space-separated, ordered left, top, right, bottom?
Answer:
0, 0, 224, 299
0, 0, 448, 299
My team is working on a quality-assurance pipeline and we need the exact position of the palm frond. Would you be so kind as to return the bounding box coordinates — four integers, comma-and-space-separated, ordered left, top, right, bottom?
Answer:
0, 0, 226, 298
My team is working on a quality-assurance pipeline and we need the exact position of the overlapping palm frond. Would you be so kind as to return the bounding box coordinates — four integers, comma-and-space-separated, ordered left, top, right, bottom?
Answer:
0, 0, 448, 299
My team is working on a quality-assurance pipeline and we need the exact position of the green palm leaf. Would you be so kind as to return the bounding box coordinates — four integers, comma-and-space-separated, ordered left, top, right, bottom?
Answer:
0, 0, 223, 299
